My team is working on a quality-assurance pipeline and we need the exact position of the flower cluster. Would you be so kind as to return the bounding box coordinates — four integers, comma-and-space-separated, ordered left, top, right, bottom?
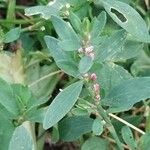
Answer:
83, 73, 101, 103
78, 45, 95, 60
93, 83, 101, 101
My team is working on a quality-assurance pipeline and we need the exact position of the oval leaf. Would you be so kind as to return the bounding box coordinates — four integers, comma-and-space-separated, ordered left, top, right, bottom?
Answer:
59, 116, 94, 141
25, 6, 60, 19
0, 78, 19, 116
96, 0, 150, 43
139, 133, 150, 150
0, 112, 15, 150
4, 27, 21, 43
92, 118, 104, 135
90, 62, 132, 95
79, 56, 93, 74
44, 36, 80, 77
91, 11, 107, 39
81, 137, 108, 150
102, 77, 150, 112
9, 124, 34, 150
58, 40, 80, 51
69, 12, 82, 34
121, 126, 137, 150
51, 15, 81, 48
43, 81, 83, 129
95, 30, 127, 62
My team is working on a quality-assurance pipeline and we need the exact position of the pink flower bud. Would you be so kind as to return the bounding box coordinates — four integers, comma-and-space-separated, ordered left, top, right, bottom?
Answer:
85, 46, 94, 54
93, 83, 100, 94
89, 52, 95, 60
90, 73, 97, 81
83, 73, 89, 78
95, 94, 101, 101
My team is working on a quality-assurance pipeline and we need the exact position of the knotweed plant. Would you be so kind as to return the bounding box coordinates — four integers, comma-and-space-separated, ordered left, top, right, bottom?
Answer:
0, 0, 150, 150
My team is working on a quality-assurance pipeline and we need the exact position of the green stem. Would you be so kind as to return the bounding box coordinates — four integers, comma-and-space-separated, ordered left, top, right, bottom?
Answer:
6, 0, 16, 28
6, 0, 16, 20
0, 4, 26, 10
0, 18, 40, 25
98, 105, 124, 150
37, 125, 46, 150
22, 20, 46, 32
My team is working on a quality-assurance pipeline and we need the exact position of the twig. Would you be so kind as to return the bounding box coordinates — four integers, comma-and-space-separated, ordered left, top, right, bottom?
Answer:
109, 113, 145, 135
145, 0, 149, 10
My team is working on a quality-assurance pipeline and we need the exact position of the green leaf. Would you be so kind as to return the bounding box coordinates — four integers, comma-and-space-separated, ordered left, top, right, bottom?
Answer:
121, 126, 137, 150
139, 133, 150, 150
51, 126, 59, 143
0, 104, 14, 120
0, 78, 19, 116
43, 81, 83, 129
0, 80, 47, 123
91, 35, 107, 47
131, 51, 150, 76
51, 15, 81, 47
26, 59, 60, 99
45, 36, 80, 77
81, 137, 108, 150
12, 83, 47, 110
24, 0, 88, 19
90, 62, 132, 95
91, 11, 107, 39
9, 124, 34, 150
58, 116, 93, 141
74, 2, 89, 20
102, 77, 150, 112
96, 0, 150, 43
28, 97, 49, 109
114, 40, 143, 61
58, 39, 80, 51
95, 30, 127, 62
25, 6, 60, 19
100, 63, 132, 93
11, 84, 33, 108
25, 108, 46, 123
4, 27, 21, 43
82, 18, 91, 35
24, 0, 65, 19
0, 109, 15, 150
79, 56, 93, 74
69, 12, 82, 34
92, 118, 104, 135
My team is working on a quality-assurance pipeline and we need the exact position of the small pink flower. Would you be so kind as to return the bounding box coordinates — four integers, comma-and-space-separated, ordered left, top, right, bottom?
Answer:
93, 83, 100, 94
90, 73, 97, 81
85, 46, 94, 54
88, 52, 95, 60
83, 73, 89, 78
95, 94, 101, 101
